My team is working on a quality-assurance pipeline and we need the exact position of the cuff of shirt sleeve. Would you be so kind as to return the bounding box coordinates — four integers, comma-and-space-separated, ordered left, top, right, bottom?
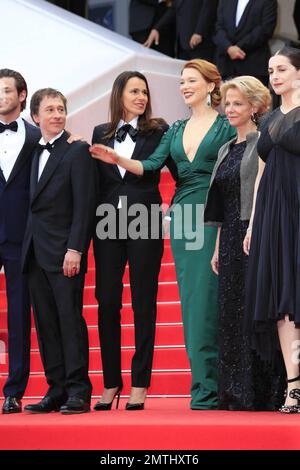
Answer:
67, 248, 82, 255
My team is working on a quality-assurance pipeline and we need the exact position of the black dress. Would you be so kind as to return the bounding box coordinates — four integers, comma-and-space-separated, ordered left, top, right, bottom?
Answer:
245, 107, 300, 363
215, 141, 284, 410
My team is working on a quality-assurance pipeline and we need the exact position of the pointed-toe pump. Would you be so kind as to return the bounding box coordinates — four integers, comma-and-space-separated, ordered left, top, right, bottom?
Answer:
279, 375, 300, 414
125, 387, 147, 410
94, 386, 122, 411
125, 402, 144, 411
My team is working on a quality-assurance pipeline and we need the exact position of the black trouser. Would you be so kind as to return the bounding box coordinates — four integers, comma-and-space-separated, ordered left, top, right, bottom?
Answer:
28, 254, 92, 401
94, 222, 163, 389
1, 242, 31, 399
177, 42, 215, 62
131, 30, 175, 57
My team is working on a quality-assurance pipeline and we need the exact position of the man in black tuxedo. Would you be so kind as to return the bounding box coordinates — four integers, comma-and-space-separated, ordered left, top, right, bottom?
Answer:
0, 69, 41, 414
214, 0, 278, 85
23, 88, 94, 414
145, 0, 219, 61
129, 0, 175, 57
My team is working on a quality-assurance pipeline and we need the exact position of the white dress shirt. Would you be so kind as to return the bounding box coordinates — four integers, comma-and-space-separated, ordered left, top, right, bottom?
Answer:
236, 0, 251, 27
0, 116, 25, 181
114, 117, 138, 209
38, 130, 64, 180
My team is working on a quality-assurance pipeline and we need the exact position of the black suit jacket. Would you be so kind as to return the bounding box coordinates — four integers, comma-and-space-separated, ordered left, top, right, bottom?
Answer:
22, 131, 95, 273
155, 0, 218, 50
0, 120, 41, 244
92, 124, 177, 209
214, 0, 277, 77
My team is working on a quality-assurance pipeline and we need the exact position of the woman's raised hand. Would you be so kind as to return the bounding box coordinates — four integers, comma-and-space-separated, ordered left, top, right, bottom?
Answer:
90, 144, 119, 164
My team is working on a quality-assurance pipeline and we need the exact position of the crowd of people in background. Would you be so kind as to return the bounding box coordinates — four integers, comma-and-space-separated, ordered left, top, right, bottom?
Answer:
1, 0, 300, 416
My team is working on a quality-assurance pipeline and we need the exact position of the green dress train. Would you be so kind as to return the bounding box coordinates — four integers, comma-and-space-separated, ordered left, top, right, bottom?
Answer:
142, 116, 235, 409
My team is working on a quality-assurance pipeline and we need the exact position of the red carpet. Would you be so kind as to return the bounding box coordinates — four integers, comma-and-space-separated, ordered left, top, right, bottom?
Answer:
1, 172, 299, 451
0, 172, 188, 398
1, 398, 300, 450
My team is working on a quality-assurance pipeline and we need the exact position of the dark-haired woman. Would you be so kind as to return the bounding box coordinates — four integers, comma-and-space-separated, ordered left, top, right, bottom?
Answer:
244, 47, 300, 413
91, 60, 236, 410
92, 71, 176, 411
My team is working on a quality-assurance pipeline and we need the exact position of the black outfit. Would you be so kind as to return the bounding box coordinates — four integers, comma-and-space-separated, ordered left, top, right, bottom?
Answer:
0, 120, 40, 400
214, 141, 284, 410
294, 0, 300, 40
129, 0, 175, 57
155, 0, 218, 61
48, 1, 87, 17
22, 131, 95, 402
92, 123, 177, 389
214, 0, 277, 84
245, 108, 300, 363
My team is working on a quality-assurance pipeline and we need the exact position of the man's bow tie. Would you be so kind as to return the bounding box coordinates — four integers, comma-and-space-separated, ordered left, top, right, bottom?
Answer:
0, 121, 18, 133
37, 142, 55, 153
115, 124, 138, 143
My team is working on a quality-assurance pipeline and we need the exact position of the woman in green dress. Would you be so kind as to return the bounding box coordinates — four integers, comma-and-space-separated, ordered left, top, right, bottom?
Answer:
90, 59, 235, 409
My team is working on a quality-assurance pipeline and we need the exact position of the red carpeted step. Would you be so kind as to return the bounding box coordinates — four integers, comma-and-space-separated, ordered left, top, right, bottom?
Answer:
0, 170, 182, 398
85, 262, 177, 285
83, 302, 182, 325
0, 371, 191, 397
0, 323, 184, 350
1, 400, 299, 451
87, 243, 174, 265
1, 278, 179, 311
0, 346, 189, 374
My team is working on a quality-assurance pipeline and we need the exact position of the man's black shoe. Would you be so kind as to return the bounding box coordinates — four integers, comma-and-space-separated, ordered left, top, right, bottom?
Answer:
2, 397, 22, 414
24, 396, 63, 413
60, 397, 90, 414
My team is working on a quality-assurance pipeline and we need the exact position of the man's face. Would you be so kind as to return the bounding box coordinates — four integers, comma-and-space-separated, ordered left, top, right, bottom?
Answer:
0, 77, 25, 121
33, 95, 66, 141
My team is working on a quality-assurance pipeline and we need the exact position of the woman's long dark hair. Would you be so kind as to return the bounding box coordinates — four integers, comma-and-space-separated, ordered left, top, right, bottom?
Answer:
275, 46, 300, 70
104, 71, 166, 139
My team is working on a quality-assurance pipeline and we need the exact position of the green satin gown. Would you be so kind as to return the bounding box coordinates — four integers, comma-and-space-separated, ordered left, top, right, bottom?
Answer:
142, 116, 236, 409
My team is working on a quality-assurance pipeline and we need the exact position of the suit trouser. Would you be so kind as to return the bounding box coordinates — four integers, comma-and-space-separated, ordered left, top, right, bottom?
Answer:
131, 30, 175, 57
28, 254, 92, 401
94, 231, 163, 389
177, 42, 215, 62
0, 242, 31, 399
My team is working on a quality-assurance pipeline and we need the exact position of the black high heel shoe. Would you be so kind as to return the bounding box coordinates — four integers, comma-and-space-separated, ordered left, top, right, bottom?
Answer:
279, 375, 300, 414
125, 402, 144, 411
94, 386, 122, 411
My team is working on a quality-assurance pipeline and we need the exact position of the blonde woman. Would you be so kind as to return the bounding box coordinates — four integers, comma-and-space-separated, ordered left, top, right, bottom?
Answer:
205, 76, 284, 410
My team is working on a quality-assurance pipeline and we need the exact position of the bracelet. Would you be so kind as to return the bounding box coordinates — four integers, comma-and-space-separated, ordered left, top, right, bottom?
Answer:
246, 227, 252, 233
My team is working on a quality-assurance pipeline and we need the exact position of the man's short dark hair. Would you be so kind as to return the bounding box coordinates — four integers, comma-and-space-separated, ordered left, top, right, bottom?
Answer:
0, 68, 28, 111
30, 88, 68, 125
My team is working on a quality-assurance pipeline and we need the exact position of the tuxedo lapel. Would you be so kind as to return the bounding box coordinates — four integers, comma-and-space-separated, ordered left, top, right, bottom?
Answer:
31, 131, 69, 203
106, 135, 122, 178
174, 0, 184, 9
130, 133, 147, 162
30, 149, 39, 201
0, 168, 6, 183
6, 121, 38, 186
236, 0, 255, 32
